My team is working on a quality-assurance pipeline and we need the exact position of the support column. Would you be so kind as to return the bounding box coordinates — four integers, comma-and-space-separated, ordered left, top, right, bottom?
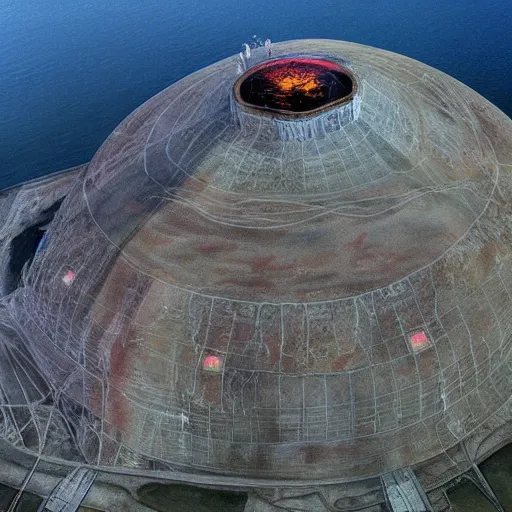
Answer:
37, 467, 96, 512
381, 468, 433, 512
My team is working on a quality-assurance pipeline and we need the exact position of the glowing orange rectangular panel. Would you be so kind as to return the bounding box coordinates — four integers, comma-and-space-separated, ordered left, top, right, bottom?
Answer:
62, 270, 75, 286
203, 355, 222, 372
410, 331, 429, 351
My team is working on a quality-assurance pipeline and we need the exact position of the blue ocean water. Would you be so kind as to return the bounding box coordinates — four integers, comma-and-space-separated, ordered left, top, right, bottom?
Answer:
1, 0, 510, 189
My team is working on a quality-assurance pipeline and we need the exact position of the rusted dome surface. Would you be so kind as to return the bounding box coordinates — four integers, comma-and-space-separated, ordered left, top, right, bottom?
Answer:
14, 40, 512, 482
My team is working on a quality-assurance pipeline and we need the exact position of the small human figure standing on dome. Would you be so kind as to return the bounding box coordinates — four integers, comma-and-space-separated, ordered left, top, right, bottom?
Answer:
265, 38, 272, 58
243, 43, 251, 60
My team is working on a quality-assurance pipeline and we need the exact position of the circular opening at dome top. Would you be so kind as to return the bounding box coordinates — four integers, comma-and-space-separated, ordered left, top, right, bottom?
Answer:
234, 57, 357, 118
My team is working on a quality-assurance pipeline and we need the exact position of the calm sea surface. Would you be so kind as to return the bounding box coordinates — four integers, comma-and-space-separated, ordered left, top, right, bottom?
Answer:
1, 0, 511, 189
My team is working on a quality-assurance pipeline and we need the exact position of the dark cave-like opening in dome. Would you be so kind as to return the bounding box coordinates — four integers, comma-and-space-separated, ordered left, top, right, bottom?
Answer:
234, 57, 355, 115
6, 198, 64, 294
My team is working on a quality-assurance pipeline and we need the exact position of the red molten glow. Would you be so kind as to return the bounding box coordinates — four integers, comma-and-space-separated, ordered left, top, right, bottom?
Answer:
257, 57, 343, 73
261, 59, 340, 97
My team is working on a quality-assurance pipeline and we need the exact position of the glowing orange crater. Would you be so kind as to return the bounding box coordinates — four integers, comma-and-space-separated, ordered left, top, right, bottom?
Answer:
269, 68, 320, 95
234, 57, 355, 115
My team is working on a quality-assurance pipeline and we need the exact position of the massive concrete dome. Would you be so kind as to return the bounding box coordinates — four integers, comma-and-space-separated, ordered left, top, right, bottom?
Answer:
7, 40, 512, 484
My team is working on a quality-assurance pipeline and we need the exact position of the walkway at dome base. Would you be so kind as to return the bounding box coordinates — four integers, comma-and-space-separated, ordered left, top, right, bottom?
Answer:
0, 39, 511, 511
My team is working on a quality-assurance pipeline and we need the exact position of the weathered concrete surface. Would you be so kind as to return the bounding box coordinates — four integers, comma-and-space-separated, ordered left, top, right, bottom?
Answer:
0, 40, 510, 511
